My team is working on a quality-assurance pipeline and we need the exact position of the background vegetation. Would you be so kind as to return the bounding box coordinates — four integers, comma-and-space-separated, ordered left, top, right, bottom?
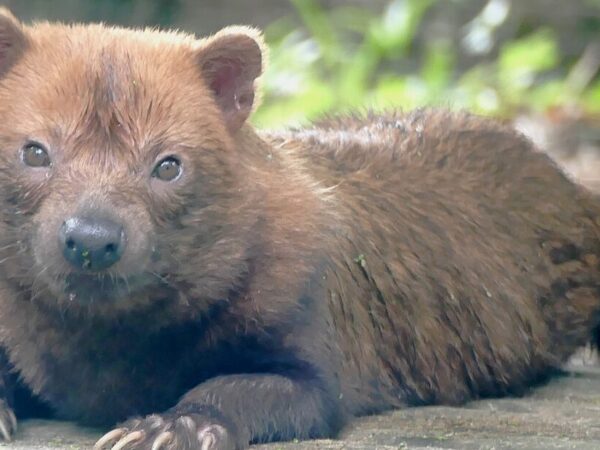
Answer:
253, 0, 600, 128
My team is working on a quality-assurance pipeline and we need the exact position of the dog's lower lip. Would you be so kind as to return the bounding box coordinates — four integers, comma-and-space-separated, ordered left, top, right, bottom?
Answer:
66, 273, 115, 287
65, 273, 121, 301
62, 272, 165, 302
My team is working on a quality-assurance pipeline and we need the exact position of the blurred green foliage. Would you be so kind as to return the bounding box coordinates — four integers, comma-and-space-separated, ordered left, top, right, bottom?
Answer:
253, 0, 600, 128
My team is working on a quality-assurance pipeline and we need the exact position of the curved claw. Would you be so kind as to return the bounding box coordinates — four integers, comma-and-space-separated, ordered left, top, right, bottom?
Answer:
0, 416, 11, 442
200, 434, 216, 450
112, 430, 145, 450
151, 431, 174, 450
198, 425, 228, 450
7, 409, 16, 433
94, 427, 127, 450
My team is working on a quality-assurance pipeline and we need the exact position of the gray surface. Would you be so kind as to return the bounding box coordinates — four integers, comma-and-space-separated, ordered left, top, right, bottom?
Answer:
2, 352, 600, 450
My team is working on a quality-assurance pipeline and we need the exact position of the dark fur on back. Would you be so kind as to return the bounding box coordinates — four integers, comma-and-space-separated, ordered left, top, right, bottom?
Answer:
270, 110, 600, 413
0, 12, 598, 450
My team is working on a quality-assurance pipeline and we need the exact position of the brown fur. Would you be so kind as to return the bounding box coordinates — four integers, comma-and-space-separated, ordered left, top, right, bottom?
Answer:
0, 9, 599, 450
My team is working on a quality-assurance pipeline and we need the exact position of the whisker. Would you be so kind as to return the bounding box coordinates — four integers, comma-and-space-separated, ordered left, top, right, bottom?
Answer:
122, 275, 132, 295
160, 240, 186, 268
149, 271, 176, 289
0, 243, 19, 252
30, 265, 50, 291
0, 254, 20, 265
29, 283, 50, 304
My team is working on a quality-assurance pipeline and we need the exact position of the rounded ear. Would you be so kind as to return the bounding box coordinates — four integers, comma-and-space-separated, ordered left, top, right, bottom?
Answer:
195, 26, 264, 133
0, 8, 26, 77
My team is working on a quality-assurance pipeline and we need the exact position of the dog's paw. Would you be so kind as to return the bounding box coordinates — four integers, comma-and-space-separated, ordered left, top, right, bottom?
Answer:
94, 412, 239, 450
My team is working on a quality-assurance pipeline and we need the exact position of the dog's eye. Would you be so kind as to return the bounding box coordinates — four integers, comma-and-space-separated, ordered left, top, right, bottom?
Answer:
22, 142, 51, 168
152, 156, 182, 182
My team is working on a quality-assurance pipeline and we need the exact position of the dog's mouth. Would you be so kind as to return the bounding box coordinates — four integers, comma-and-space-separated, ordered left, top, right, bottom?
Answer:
63, 272, 158, 304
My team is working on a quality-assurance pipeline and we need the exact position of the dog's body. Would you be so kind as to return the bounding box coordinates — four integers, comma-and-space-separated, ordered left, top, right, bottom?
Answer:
0, 9, 598, 450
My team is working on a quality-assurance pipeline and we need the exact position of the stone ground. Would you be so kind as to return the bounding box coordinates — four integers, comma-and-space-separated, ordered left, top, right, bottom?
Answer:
2, 352, 600, 450
1, 118, 598, 450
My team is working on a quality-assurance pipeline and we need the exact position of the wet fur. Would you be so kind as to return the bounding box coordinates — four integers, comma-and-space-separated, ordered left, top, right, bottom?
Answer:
0, 12, 599, 449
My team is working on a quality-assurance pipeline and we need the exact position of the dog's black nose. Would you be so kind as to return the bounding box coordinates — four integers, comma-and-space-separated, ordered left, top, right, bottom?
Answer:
58, 216, 125, 271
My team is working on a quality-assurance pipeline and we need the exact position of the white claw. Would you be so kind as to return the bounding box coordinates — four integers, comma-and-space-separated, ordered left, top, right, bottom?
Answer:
151, 431, 174, 450
176, 415, 195, 430
146, 415, 165, 430
199, 424, 230, 450
112, 430, 145, 450
200, 434, 215, 450
0, 417, 11, 441
7, 409, 16, 433
198, 425, 225, 450
94, 428, 127, 450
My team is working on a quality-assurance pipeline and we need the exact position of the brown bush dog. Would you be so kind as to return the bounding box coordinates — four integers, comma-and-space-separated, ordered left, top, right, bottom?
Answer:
0, 7, 599, 450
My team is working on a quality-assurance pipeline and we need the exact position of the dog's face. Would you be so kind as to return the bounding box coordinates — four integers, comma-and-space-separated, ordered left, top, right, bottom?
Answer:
0, 9, 264, 316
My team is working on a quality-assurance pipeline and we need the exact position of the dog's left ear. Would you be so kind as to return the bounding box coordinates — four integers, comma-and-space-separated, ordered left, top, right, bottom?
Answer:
195, 26, 264, 133
0, 8, 27, 77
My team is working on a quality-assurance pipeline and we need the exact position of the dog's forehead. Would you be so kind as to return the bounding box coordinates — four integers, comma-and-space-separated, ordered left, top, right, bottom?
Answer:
46, 40, 178, 111
0, 24, 230, 164
19, 33, 206, 152
95, 48, 135, 106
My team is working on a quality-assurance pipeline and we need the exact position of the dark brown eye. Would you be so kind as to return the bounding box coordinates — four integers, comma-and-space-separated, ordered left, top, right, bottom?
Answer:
153, 156, 182, 182
22, 142, 51, 168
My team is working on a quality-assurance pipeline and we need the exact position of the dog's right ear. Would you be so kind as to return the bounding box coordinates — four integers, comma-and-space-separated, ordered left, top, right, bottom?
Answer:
0, 8, 26, 77
195, 26, 265, 133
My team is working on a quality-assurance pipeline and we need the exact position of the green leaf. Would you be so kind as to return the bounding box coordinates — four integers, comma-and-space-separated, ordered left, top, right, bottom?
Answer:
372, 76, 428, 110
499, 29, 559, 74
498, 29, 559, 102
422, 42, 455, 94
583, 80, 600, 113
369, 0, 436, 55
290, 0, 343, 68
